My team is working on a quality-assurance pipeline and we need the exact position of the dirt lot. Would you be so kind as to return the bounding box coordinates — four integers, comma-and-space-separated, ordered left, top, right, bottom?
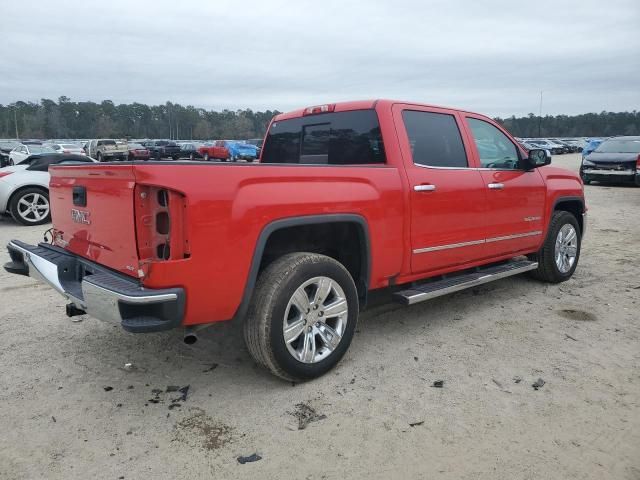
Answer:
0, 154, 638, 480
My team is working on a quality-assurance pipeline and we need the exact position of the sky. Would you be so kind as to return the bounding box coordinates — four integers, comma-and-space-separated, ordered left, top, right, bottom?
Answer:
2, 0, 639, 117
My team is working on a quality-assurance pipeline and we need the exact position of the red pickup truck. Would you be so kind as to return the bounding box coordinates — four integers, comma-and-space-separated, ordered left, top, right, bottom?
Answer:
4, 100, 586, 381
197, 142, 229, 161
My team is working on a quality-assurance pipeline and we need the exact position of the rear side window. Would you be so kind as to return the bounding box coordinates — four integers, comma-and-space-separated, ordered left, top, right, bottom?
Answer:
402, 110, 468, 168
261, 110, 386, 165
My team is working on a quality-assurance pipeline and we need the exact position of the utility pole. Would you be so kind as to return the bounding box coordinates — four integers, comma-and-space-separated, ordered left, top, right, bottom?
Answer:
14, 107, 19, 139
538, 90, 543, 137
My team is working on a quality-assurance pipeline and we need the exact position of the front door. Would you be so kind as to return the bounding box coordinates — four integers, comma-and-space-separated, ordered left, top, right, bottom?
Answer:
463, 115, 546, 257
393, 105, 489, 274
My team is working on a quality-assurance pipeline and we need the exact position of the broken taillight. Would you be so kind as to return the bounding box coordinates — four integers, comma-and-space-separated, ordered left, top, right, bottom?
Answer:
134, 185, 190, 266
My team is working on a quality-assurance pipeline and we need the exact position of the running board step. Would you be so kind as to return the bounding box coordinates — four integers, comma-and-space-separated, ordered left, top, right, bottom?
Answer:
393, 260, 538, 306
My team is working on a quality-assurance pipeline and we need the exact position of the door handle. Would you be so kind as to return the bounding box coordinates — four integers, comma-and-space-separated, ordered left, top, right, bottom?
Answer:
414, 184, 436, 192
488, 183, 504, 190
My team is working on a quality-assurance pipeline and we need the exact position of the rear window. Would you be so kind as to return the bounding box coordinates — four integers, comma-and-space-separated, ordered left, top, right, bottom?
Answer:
402, 110, 467, 168
261, 109, 386, 165
97, 140, 116, 146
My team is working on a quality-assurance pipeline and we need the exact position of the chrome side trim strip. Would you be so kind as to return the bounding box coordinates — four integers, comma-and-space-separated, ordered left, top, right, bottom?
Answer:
412, 230, 542, 254
484, 230, 543, 243
413, 239, 485, 254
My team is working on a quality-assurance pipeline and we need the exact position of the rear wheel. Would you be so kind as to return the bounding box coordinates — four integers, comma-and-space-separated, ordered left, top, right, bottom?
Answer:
244, 253, 358, 381
10, 188, 51, 226
529, 211, 581, 283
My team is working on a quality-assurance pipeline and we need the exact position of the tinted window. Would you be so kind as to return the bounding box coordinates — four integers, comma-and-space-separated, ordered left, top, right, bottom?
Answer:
261, 110, 386, 165
402, 110, 467, 168
467, 118, 520, 169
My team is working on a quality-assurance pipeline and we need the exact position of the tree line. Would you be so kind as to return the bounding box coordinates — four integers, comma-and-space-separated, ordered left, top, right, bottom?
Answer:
0, 97, 280, 140
495, 111, 640, 138
0, 97, 638, 140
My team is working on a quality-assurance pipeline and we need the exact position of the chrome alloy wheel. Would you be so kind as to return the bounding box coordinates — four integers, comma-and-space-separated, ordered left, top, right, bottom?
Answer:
555, 224, 578, 273
17, 193, 49, 223
283, 276, 349, 364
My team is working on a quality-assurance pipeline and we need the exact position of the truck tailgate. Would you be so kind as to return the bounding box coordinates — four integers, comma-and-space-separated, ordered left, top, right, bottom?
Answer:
49, 164, 140, 277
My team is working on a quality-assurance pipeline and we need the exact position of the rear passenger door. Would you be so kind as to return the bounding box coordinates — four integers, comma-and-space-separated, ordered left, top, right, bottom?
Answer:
392, 105, 488, 274
462, 115, 546, 257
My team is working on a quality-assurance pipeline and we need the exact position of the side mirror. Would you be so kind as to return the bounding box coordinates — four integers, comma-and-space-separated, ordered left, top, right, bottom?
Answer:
523, 148, 551, 170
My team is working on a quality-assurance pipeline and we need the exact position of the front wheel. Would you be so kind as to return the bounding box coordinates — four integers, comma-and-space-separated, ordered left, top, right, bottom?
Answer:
529, 211, 581, 283
10, 188, 51, 226
244, 253, 359, 381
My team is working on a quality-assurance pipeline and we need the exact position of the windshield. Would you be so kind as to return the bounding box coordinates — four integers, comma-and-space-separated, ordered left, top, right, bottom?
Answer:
594, 139, 640, 154
30, 145, 55, 154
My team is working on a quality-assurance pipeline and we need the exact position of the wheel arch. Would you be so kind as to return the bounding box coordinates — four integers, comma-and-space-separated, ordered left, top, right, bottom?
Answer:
232, 214, 371, 322
552, 196, 585, 235
7, 184, 49, 212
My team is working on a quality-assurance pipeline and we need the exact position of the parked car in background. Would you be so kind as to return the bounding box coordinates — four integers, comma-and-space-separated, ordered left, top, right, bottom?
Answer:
85, 139, 128, 161
178, 142, 204, 160
547, 138, 576, 153
197, 142, 229, 161
246, 138, 264, 157
0, 153, 94, 225
218, 140, 259, 161
580, 136, 640, 186
562, 138, 585, 153
525, 140, 563, 155
142, 140, 181, 160
127, 143, 151, 161
47, 143, 86, 155
0, 141, 21, 167
9, 144, 56, 165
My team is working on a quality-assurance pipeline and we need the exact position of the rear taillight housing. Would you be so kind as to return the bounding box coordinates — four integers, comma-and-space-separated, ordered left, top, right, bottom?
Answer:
134, 185, 190, 267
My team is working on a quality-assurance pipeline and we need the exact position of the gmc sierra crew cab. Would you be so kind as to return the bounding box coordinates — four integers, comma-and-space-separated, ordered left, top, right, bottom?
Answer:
4, 100, 586, 381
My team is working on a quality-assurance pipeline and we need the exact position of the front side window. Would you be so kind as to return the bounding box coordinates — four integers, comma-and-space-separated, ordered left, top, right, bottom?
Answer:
401, 110, 467, 168
261, 109, 386, 165
467, 118, 520, 169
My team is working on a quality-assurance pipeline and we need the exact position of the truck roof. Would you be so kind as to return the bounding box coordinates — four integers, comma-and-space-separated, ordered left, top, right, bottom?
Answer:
274, 99, 484, 121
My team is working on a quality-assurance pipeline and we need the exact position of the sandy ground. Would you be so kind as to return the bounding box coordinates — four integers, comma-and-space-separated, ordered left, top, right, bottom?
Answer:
0, 153, 638, 480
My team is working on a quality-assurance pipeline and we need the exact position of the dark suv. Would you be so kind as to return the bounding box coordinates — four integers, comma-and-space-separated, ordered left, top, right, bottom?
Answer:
142, 140, 181, 160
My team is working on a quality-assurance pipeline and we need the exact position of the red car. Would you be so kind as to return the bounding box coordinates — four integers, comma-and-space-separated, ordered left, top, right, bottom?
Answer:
5, 99, 586, 381
197, 142, 229, 161
127, 143, 151, 161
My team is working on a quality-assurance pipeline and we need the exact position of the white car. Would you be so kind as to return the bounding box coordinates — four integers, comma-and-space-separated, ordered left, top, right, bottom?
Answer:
47, 143, 86, 155
8, 144, 56, 165
0, 153, 94, 226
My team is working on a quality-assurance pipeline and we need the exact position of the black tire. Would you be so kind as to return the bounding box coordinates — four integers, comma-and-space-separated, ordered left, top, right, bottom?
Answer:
9, 187, 51, 226
244, 252, 359, 382
172, 155, 179, 160
528, 211, 581, 283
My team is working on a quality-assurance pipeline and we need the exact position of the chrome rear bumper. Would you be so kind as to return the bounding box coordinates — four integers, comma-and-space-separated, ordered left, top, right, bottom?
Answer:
4, 240, 184, 333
